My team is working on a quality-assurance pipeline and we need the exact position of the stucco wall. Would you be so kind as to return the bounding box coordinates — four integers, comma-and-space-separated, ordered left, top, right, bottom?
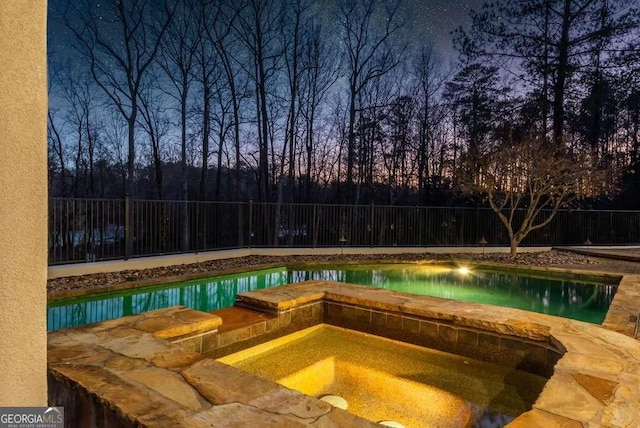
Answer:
0, 1, 48, 405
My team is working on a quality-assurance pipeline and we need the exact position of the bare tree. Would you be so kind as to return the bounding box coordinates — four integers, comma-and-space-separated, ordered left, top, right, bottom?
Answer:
459, 136, 608, 257
210, 72, 234, 200
47, 64, 69, 197
208, 1, 247, 203
48, 108, 67, 196
383, 94, 415, 203
65, 0, 175, 197
138, 76, 171, 199
337, 0, 405, 202
194, 0, 231, 202
278, 0, 313, 204
413, 46, 446, 203
298, 21, 340, 201
100, 108, 129, 197
156, 0, 199, 203
356, 73, 397, 203
234, 0, 284, 202
54, 70, 102, 197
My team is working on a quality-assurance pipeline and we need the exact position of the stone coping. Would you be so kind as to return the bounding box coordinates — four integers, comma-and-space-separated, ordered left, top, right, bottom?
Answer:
47, 263, 289, 300
48, 259, 620, 301
48, 306, 376, 427
49, 282, 640, 427
557, 246, 640, 263
603, 274, 640, 338
88, 306, 223, 340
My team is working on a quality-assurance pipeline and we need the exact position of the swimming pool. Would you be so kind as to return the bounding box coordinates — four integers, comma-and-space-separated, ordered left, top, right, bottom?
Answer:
47, 264, 617, 331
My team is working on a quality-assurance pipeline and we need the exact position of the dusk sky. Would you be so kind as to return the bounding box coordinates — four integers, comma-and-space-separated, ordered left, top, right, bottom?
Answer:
48, 0, 484, 65
402, 0, 482, 55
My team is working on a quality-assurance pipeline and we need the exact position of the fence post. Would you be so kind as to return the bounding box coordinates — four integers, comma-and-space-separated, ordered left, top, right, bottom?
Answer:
370, 203, 374, 247
418, 207, 423, 247
237, 202, 244, 248
312, 204, 317, 248
195, 201, 200, 252
475, 205, 480, 245
248, 199, 253, 248
609, 211, 613, 244
124, 196, 131, 260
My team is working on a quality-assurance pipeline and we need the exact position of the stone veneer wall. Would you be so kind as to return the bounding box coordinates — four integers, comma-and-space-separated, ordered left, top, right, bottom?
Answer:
201, 302, 324, 358
48, 375, 132, 428
184, 293, 562, 379
323, 300, 563, 378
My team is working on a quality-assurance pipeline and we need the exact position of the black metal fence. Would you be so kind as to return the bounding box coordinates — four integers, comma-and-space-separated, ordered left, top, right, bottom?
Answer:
48, 198, 640, 265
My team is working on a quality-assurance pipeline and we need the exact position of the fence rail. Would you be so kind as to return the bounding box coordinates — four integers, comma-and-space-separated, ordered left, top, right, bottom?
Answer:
48, 198, 640, 265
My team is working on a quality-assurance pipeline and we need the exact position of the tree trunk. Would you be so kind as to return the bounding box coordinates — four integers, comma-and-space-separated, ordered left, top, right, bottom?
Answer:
181, 89, 189, 251
127, 112, 136, 197
200, 72, 210, 201
215, 110, 224, 201
510, 238, 519, 258
553, 0, 571, 150
287, 3, 300, 204
346, 84, 356, 203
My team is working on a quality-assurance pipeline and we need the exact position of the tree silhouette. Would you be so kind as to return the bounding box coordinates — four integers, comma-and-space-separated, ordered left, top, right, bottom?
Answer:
65, 0, 176, 197
458, 136, 608, 257
455, 0, 640, 149
337, 0, 405, 202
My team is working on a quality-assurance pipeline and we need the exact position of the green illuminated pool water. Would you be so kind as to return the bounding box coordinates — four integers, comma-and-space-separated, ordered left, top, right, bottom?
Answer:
47, 264, 616, 331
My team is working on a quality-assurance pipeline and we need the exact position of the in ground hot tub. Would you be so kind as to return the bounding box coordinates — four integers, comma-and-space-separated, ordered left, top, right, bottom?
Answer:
218, 324, 547, 427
